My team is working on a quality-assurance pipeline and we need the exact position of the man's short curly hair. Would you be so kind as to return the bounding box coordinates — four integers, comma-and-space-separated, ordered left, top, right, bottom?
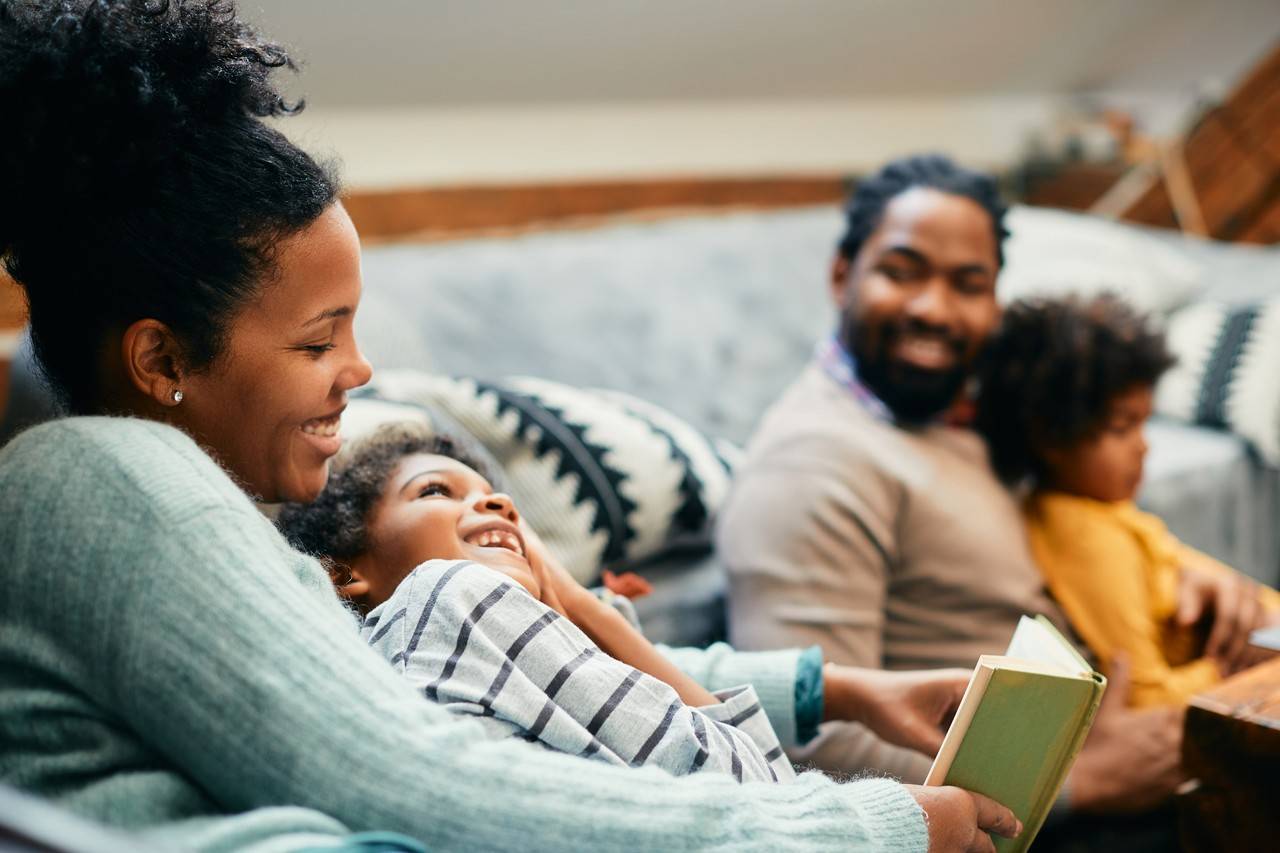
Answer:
976, 294, 1175, 486
277, 422, 494, 562
837, 154, 1009, 267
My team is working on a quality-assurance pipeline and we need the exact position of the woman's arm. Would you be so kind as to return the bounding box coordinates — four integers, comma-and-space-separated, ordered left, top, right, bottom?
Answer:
3, 420, 941, 852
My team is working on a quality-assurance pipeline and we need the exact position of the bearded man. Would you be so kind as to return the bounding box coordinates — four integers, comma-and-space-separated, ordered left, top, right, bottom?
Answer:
718, 156, 1271, 843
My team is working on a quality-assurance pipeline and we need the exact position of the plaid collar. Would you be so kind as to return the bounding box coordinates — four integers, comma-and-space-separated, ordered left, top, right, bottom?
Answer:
815, 334, 976, 428
815, 335, 893, 423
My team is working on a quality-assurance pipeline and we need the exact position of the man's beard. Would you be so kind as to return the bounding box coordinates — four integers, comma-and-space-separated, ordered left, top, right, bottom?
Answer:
842, 315, 973, 425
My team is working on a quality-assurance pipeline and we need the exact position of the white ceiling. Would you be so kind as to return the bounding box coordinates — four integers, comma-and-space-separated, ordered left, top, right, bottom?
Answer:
244, 0, 1279, 107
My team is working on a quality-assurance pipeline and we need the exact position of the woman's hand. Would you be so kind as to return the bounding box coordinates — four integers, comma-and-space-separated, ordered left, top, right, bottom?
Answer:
904, 785, 1021, 853
822, 664, 970, 756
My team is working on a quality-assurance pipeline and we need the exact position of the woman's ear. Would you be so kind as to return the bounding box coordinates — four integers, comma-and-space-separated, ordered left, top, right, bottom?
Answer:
120, 318, 187, 407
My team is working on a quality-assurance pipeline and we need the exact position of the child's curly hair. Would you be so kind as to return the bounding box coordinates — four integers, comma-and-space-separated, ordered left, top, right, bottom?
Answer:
976, 293, 1175, 486
278, 422, 495, 562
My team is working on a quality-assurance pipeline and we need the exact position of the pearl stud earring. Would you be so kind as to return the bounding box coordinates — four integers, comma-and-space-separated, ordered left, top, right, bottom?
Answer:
172, 389, 184, 404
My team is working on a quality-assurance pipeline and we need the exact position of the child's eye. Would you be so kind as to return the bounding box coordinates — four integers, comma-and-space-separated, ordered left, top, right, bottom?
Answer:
302, 343, 336, 356
418, 483, 451, 498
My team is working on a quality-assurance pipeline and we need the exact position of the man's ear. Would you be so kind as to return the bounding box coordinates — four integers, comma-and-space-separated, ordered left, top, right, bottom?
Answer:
120, 318, 186, 407
830, 255, 853, 309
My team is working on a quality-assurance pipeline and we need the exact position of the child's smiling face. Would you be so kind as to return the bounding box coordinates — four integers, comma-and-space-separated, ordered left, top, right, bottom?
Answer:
348, 453, 542, 609
1045, 384, 1154, 503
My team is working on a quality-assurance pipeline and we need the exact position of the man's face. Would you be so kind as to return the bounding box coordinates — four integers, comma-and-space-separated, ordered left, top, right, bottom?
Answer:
832, 186, 1001, 423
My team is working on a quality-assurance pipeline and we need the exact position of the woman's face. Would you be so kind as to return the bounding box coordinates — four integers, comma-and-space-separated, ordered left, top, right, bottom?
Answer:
355, 452, 540, 608
175, 204, 373, 503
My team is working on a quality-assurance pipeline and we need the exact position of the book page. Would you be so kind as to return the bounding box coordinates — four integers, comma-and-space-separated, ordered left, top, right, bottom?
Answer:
1004, 615, 1089, 676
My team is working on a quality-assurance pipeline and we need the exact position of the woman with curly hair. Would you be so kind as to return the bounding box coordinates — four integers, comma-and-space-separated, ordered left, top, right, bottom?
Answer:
976, 294, 1280, 708
0, 2, 1017, 851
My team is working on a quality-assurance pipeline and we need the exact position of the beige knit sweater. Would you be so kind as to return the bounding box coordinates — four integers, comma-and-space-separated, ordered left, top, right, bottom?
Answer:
719, 362, 1070, 782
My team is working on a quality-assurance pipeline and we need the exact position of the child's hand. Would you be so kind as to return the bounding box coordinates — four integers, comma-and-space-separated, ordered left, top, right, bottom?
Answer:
601, 569, 653, 600
518, 520, 591, 618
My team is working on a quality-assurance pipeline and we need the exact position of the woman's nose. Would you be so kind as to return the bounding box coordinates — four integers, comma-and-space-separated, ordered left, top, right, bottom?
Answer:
474, 492, 519, 523
343, 344, 374, 392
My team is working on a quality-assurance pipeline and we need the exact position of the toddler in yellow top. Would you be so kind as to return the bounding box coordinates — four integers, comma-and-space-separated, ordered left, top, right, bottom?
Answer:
976, 294, 1280, 707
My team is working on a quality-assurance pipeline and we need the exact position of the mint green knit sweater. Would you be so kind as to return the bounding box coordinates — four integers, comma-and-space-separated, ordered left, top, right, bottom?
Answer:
0, 417, 927, 852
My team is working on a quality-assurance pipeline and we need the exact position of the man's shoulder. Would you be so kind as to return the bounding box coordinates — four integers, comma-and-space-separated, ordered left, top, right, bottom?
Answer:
745, 364, 915, 476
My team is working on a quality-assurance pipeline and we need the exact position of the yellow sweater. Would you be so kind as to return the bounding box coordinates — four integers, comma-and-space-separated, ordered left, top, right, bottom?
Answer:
1026, 492, 1280, 708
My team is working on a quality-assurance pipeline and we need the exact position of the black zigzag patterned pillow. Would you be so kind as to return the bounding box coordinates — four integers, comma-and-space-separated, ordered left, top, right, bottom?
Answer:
1156, 298, 1280, 465
350, 370, 739, 583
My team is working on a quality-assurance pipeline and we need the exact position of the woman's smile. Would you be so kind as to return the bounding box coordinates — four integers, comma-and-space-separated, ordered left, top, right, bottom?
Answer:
299, 407, 346, 456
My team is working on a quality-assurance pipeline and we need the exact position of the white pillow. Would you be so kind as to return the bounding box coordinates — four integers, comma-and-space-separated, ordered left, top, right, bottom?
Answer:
1156, 297, 1280, 465
348, 371, 737, 584
999, 205, 1203, 314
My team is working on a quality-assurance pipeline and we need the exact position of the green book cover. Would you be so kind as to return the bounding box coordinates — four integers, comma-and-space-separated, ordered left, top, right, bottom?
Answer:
926, 616, 1106, 853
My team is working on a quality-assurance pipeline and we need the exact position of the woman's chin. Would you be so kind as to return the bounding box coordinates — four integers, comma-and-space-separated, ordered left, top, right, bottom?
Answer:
272, 460, 333, 505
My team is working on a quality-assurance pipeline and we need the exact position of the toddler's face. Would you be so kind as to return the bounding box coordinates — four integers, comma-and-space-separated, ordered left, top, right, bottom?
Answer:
1049, 384, 1153, 503
353, 453, 541, 608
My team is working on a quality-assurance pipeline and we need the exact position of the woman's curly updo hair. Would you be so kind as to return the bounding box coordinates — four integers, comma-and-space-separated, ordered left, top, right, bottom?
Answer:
277, 422, 497, 564
0, 0, 337, 412
975, 293, 1175, 486
837, 154, 1010, 268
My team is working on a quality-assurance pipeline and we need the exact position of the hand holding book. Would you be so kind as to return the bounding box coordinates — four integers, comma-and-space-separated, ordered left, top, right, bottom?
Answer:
905, 784, 1022, 853
926, 616, 1108, 853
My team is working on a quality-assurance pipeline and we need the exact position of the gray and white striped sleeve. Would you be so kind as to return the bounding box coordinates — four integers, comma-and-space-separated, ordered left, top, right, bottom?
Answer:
361, 560, 794, 783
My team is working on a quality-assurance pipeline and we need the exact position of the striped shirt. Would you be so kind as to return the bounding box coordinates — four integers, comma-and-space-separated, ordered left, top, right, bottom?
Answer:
362, 560, 795, 783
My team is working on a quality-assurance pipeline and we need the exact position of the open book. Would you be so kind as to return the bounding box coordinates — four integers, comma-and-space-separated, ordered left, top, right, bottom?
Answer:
926, 615, 1106, 853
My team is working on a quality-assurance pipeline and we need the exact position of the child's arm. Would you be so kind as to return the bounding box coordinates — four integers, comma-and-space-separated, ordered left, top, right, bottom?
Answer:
1036, 518, 1221, 707
522, 526, 720, 708
370, 560, 791, 782
1177, 544, 1280, 673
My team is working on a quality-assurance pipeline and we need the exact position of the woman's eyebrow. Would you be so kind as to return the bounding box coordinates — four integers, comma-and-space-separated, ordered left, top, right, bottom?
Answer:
300, 306, 352, 328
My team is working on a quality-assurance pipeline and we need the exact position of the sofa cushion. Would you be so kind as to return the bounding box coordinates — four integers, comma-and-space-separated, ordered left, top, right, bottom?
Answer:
1156, 297, 1280, 465
998, 205, 1203, 314
349, 370, 738, 584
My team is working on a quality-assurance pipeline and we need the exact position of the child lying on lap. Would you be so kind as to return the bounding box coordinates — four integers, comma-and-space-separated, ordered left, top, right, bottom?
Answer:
278, 423, 793, 782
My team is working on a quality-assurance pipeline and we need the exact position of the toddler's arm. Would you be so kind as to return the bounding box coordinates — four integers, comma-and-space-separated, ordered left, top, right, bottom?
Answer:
522, 524, 721, 708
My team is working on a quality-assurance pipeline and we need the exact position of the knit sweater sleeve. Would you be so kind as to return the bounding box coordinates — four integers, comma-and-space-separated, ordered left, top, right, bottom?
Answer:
0, 418, 927, 853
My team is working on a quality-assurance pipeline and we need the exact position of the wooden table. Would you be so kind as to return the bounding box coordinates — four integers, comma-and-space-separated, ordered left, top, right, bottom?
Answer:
1179, 656, 1280, 852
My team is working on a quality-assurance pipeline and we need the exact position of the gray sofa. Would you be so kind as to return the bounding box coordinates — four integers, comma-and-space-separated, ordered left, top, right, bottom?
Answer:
4, 205, 1277, 647
350, 205, 1280, 591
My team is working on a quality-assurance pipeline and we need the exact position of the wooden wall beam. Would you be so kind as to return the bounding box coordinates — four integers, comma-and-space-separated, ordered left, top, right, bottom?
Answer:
342, 174, 848, 243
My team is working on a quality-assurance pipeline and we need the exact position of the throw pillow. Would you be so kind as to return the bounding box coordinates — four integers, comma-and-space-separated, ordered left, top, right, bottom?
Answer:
999, 205, 1203, 314
1156, 297, 1280, 464
348, 370, 737, 584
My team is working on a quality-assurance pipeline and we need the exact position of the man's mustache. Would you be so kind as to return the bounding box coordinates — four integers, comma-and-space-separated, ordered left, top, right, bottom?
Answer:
880, 321, 968, 361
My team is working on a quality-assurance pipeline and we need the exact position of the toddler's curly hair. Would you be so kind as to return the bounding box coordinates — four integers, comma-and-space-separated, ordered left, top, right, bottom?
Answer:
976, 294, 1175, 486
278, 422, 494, 562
